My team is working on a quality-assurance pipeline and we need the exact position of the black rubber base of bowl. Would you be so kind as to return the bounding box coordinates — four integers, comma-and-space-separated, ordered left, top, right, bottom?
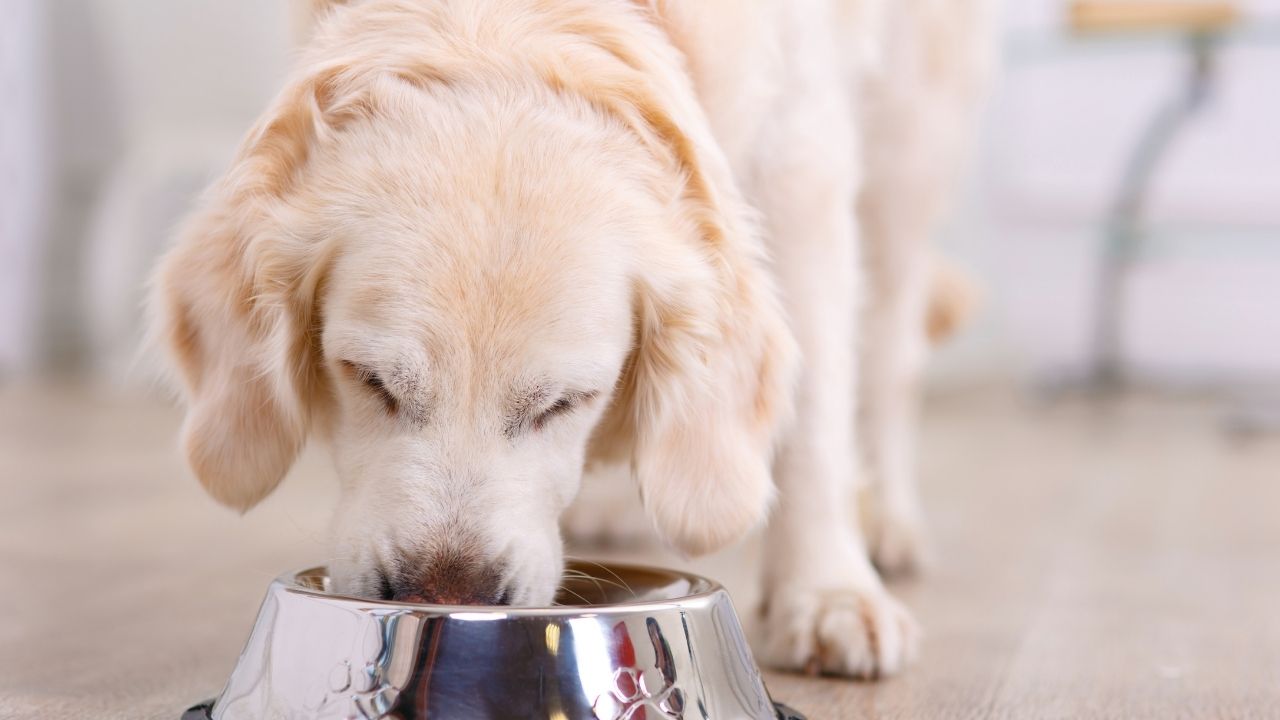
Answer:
182, 698, 805, 719
180, 700, 213, 720
774, 701, 807, 720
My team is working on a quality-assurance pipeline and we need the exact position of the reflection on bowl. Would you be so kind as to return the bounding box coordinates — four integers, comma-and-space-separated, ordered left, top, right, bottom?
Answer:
182, 562, 804, 719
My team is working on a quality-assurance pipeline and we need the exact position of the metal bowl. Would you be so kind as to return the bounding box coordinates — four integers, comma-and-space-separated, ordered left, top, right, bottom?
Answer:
183, 562, 804, 720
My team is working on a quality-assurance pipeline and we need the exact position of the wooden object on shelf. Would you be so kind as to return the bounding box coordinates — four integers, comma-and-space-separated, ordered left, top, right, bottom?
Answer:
1070, 1, 1240, 33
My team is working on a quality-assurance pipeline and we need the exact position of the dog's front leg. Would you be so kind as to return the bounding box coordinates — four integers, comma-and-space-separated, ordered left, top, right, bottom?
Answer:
751, 93, 919, 679
858, 192, 935, 575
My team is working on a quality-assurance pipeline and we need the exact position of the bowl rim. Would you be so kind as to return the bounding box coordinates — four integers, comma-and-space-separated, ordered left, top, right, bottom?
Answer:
275, 560, 728, 618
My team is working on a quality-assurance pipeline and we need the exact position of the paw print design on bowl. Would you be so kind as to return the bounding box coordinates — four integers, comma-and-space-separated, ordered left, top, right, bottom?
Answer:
591, 618, 685, 719
302, 618, 403, 719
328, 659, 401, 719
590, 666, 686, 720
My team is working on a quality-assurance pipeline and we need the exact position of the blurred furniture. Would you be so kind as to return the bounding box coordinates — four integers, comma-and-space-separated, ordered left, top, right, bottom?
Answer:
1005, 1, 1280, 432
1068, 1, 1241, 390
1070, 1, 1239, 34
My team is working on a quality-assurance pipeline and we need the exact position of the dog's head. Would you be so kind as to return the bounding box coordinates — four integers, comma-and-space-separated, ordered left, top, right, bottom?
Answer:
151, 5, 795, 605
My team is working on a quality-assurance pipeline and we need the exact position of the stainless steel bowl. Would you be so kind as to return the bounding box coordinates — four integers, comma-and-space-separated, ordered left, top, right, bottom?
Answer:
183, 562, 805, 720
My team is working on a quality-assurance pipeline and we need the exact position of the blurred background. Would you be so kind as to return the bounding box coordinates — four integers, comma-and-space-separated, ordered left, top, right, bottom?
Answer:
3, 1, 1280, 717
3, 0, 1280, 397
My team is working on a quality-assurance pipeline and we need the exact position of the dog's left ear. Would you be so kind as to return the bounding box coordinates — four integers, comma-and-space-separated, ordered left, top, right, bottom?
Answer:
615, 240, 798, 557
572, 16, 800, 556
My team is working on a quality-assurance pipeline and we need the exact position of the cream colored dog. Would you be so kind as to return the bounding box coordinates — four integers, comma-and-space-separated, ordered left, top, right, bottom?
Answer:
152, 0, 992, 677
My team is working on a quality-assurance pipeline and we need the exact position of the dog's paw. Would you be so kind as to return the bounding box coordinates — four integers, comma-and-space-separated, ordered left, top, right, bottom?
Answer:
758, 583, 919, 679
869, 503, 931, 577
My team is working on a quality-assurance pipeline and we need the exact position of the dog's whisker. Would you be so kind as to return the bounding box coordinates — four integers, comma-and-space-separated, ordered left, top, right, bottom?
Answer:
569, 559, 635, 596
555, 584, 592, 606
564, 570, 633, 597
562, 569, 611, 600
562, 564, 639, 601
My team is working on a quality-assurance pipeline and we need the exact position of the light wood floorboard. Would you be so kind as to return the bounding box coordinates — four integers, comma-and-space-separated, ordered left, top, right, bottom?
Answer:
1, 381, 1276, 718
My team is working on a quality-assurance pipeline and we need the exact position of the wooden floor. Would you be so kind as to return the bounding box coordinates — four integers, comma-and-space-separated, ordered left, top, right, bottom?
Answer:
2, 380, 1278, 719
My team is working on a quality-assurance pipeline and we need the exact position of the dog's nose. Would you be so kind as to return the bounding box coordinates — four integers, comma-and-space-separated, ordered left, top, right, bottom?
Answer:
393, 584, 509, 605
387, 548, 510, 606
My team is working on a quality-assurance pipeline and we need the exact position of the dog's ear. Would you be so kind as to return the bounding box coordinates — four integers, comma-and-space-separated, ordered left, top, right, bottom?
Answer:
569, 18, 800, 556
149, 75, 352, 511
613, 243, 797, 556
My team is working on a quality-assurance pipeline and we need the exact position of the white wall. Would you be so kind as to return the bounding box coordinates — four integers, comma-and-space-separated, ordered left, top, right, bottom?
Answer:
0, 0, 49, 374
82, 0, 293, 142
5, 0, 292, 374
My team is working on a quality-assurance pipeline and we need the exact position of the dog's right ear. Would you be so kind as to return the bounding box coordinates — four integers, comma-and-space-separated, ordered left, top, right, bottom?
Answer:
149, 75, 352, 512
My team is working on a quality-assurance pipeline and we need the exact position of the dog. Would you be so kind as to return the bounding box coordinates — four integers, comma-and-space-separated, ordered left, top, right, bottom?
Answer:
150, 0, 992, 678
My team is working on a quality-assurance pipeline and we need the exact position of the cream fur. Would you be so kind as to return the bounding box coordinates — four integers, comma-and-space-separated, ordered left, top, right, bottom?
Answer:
152, 0, 992, 677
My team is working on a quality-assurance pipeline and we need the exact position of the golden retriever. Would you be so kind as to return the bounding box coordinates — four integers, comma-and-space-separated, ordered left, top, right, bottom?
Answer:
151, 0, 992, 677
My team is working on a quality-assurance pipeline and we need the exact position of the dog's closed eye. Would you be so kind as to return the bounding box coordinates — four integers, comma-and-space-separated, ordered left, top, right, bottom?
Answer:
508, 389, 599, 437
340, 360, 398, 414
532, 393, 586, 430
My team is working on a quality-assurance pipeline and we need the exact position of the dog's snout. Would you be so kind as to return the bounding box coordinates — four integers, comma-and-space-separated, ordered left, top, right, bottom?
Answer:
386, 547, 510, 606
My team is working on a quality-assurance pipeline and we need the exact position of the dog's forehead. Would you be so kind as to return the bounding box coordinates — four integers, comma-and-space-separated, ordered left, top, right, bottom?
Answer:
323, 227, 633, 383
335, 226, 627, 320
313, 87, 652, 377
